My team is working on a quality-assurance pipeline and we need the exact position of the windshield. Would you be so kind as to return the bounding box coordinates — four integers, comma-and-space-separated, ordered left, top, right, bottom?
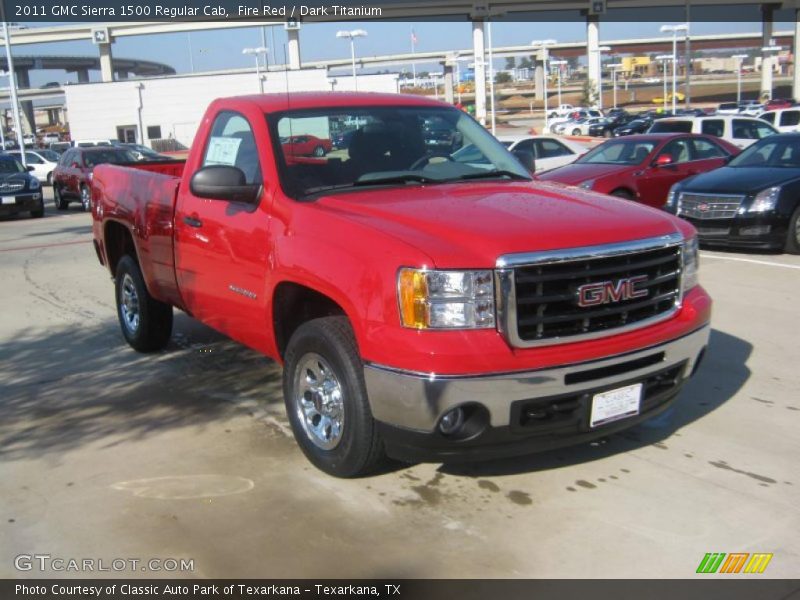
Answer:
575, 139, 656, 165
83, 149, 137, 167
728, 137, 800, 168
0, 158, 26, 174
269, 106, 531, 198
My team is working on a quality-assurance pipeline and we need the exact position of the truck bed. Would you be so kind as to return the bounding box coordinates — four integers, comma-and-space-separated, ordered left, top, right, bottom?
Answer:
92, 160, 186, 309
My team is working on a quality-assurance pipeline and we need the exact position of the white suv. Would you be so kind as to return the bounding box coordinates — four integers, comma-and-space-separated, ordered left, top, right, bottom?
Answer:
757, 108, 800, 133
648, 115, 777, 148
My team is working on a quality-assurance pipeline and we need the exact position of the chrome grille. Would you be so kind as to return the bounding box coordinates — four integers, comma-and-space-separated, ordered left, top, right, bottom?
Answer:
0, 181, 25, 194
495, 234, 684, 347
678, 193, 745, 220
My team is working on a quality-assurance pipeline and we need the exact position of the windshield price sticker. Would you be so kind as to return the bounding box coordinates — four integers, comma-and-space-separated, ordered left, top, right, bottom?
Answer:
205, 137, 242, 167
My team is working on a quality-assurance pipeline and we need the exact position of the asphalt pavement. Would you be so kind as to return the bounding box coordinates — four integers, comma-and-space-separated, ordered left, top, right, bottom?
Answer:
1, 188, 797, 578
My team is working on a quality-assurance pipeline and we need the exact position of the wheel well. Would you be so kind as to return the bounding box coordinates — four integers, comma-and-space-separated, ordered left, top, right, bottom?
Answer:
273, 282, 346, 358
104, 221, 137, 276
610, 187, 635, 199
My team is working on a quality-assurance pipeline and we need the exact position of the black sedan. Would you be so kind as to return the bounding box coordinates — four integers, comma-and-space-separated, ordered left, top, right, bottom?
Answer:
0, 155, 44, 219
613, 118, 652, 137
590, 114, 634, 137
665, 133, 800, 253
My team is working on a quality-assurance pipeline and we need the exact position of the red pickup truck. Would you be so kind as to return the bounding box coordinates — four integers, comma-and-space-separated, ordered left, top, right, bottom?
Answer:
92, 93, 711, 477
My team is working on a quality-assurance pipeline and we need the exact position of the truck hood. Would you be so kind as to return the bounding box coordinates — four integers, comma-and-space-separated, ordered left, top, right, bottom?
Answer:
316, 180, 683, 268
537, 163, 632, 186
681, 166, 800, 194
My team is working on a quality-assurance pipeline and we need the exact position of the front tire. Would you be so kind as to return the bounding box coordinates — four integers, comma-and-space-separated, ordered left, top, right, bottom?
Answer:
785, 206, 800, 254
572, 128, 581, 136
283, 316, 385, 477
611, 189, 634, 200
115, 255, 173, 352
312, 145, 326, 157
30, 198, 44, 219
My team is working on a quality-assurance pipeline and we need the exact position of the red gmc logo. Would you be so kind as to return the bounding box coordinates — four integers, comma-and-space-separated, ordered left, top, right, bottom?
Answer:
576, 275, 649, 308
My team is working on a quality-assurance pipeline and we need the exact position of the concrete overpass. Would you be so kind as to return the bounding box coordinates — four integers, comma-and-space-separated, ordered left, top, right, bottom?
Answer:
3, 0, 800, 123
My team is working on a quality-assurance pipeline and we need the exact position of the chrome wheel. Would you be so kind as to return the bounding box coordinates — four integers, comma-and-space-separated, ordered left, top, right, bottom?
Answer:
119, 273, 140, 334
294, 353, 344, 450
80, 186, 91, 211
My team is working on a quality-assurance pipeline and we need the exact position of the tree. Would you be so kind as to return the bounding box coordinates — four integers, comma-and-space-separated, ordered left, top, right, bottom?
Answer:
504, 57, 516, 70
580, 80, 599, 107
518, 57, 533, 69
495, 71, 513, 84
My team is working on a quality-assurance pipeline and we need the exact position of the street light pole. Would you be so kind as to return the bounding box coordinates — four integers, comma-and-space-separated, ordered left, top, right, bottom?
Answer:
551, 59, 567, 108
661, 24, 688, 114
336, 29, 368, 92
532, 39, 556, 132
0, 19, 25, 164
242, 47, 268, 93
607, 63, 622, 109
656, 54, 673, 113
732, 54, 748, 103
596, 46, 611, 109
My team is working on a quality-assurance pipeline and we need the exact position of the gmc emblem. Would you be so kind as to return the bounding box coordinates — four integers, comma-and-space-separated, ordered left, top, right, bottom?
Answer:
576, 275, 649, 308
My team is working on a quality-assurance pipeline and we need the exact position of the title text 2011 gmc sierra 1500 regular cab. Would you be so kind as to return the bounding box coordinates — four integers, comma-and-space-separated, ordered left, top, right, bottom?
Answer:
92, 93, 711, 477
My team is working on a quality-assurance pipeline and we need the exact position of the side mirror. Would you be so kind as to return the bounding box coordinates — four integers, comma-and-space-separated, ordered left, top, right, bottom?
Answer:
654, 154, 674, 167
26, 165, 35, 172
190, 165, 261, 204
512, 149, 536, 174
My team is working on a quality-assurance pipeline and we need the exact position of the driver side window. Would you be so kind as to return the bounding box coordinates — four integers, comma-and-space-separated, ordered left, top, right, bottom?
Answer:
203, 112, 261, 185
656, 139, 691, 164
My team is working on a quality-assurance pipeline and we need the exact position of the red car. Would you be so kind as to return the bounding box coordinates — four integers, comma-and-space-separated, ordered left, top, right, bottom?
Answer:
764, 98, 794, 111
537, 133, 740, 208
280, 134, 332, 157
52, 146, 137, 211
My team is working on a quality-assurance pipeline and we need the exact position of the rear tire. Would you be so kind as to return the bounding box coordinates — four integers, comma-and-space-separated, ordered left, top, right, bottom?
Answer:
115, 255, 173, 352
784, 206, 800, 254
611, 189, 634, 200
312, 145, 326, 157
282, 316, 386, 478
571, 128, 581, 136
53, 186, 67, 210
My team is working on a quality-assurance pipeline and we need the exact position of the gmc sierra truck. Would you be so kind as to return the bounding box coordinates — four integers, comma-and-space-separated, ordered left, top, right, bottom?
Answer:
91, 93, 711, 477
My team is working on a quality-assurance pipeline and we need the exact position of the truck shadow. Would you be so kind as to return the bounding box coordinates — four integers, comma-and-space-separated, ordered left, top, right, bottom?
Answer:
0, 313, 282, 463
439, 328, 752, 478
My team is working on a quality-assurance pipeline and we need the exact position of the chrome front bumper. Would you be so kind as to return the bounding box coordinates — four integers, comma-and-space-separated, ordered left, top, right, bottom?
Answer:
363, 325, 709, 433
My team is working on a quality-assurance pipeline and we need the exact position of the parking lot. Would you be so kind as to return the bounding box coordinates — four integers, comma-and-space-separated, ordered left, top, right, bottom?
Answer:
1, 187, 798, 578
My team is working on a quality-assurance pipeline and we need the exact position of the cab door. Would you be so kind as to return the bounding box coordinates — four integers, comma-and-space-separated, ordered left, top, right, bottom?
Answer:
636, 138, 694, 207
174, 110, 273, 351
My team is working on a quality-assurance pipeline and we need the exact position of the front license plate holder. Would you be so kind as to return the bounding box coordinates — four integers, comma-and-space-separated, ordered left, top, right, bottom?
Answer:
590, 383, 642, 428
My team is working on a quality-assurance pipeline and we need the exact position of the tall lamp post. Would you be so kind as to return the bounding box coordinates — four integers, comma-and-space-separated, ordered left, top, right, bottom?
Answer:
660, 24, 689, 114
242, 46, 268, 93
596, 45, 611, 109
531, 39, 556, 131
0, 19, 26, 164
607, 63, 622, 109
732, 54, 749, 103
656, 54, 673, 113
550, 59, 567, 108
336, 29, 368, 91
761, 45, 782, 101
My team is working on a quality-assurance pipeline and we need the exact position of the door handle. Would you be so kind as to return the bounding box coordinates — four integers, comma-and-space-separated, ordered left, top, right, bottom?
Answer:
183, 215, 203, 228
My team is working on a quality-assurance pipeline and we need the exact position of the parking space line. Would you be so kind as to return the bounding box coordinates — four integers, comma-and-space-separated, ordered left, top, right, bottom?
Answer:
700, 252, 800, 270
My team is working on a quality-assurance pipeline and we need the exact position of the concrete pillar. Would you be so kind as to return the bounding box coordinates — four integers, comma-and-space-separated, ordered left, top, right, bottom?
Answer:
472, 19, 486, 125
793, 9, 800, 101
587, 14, 600, 107
761, 4, 775, 101
442, 64, 454, 104
76, 68, 90, 83
14, 67, 35, 135
99, 42, 114, 82
287, 28, 301, 70
534, 65, 544, 100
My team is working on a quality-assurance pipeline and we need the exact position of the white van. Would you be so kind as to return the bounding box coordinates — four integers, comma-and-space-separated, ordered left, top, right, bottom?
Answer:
647, 115, 777, 148
757, 108, 800, 133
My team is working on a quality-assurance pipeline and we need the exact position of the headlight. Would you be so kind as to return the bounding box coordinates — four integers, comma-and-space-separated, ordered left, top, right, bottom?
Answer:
665, 185, 679, 212
579, 179, 595, 190
398, 268, 495, 329
29, 177, 40, 190
682, 236, 699, 292
748, 186, 780, 212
